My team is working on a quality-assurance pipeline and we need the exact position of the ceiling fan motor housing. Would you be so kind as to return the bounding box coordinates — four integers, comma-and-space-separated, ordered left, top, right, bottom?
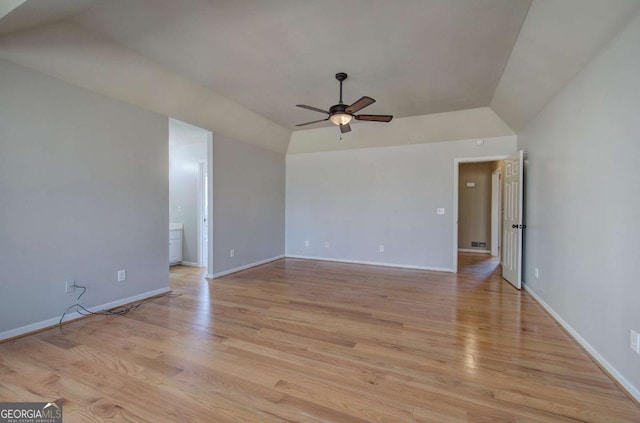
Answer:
329, 104, 349, 115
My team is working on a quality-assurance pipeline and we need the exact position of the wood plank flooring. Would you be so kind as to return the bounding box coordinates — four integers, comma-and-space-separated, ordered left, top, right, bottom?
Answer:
1, 254, 638, 422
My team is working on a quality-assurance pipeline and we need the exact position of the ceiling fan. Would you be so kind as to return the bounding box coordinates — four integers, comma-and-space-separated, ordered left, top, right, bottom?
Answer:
296, 72, 393, 134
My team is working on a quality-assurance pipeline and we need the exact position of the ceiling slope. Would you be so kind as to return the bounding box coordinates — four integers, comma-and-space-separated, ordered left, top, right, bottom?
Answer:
491, 0, 640, 132
0, 0, 104, 35
0, 21, 291, 154
3, 1, 638, 151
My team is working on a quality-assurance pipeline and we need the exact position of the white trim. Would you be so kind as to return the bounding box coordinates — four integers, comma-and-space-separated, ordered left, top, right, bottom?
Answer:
457, 249, 491, 254
180, 261, 201, 267
453, 154, 510, 273
206, 132, 214, 275
286, 255, 453, 273
491, 167, 502, 257
197, 161, 205, 268
211, 255, 285, 278
523, 283, 640, 403
0, 287, 172, 342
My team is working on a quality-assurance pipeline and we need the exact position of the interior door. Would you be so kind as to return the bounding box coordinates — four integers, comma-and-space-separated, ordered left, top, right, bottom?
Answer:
502, 150, 524, 289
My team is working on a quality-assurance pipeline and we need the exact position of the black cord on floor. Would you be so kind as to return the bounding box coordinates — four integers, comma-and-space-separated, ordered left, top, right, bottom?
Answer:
58, 282, 181, 330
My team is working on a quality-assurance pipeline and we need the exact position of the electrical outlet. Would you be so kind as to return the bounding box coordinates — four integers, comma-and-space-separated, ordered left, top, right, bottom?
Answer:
379, 245, 385, 253
535, 268, 539, 279
230, 249, 235, 257
631, 330, 640, 354
325, 242, 330, 248
117, 269, 126, 282
479, 242, 487, 248
471, 242, 479, 247
65, 281, 76, 294
304, 240, 309, 247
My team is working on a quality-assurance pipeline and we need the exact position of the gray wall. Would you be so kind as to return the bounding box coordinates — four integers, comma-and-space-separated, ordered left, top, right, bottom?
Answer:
0, 59, 169, 335
458, 162, 492, 251
519, 12, 640, 395
211, 136, 285, 275
286, 136, 516, 271
169, 139, 207, 264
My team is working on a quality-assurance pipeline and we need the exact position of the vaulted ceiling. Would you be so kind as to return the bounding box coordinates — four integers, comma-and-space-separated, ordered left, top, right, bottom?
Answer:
72, 0, 531, 130
1, 0, 639, 153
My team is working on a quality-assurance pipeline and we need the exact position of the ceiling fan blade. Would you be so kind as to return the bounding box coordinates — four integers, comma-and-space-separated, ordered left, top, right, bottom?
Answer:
354, 114, 393, 122
346, 96, 375, 114
295, 117, 329, 127
340, 123, 351, 134
296, 104, 330, 114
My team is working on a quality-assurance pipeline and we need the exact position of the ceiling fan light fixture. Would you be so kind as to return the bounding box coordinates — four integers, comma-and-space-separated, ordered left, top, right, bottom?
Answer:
330, 113, 352, 126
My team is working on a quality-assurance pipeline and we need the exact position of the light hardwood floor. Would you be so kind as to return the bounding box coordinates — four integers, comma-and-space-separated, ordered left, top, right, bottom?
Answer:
1, 255, 638, 422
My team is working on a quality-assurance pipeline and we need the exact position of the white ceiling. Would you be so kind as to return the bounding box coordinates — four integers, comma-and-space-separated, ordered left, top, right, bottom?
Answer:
1, 0, 639, 143
71, 0, 531, 130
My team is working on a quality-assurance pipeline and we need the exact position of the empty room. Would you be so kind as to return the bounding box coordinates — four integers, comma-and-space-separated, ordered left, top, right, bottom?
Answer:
1, 1, 639, 421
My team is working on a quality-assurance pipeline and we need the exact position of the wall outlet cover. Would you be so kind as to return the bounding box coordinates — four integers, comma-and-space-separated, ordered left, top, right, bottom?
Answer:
117, 269, 126, 282
631, 330, 640, 354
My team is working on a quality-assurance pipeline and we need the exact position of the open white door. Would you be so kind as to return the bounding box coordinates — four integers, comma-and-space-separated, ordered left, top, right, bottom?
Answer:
502, 151, 524, 289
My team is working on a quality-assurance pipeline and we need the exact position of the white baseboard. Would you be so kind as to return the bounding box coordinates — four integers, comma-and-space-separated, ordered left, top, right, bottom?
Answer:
0, 287, 172, 342
211, 255, 285, 279
458, 249, 491, 254
523, 283, 640, 403
180, 261, 201, 268
286, 255, 453, 273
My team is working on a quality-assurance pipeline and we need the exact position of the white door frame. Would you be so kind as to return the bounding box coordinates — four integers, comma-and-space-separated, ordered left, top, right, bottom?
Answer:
197, 161, 207, 268
206, 132, 214, 278
453, 155, 509, 273
491, 167, 502, 257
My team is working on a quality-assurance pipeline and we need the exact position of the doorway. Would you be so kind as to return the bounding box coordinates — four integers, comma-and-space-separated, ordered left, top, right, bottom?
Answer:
453, 155, 509, 273
168, 118, 213, 275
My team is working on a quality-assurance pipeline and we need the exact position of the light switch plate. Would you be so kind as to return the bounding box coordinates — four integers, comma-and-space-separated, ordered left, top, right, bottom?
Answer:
437, 208, 445, 215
